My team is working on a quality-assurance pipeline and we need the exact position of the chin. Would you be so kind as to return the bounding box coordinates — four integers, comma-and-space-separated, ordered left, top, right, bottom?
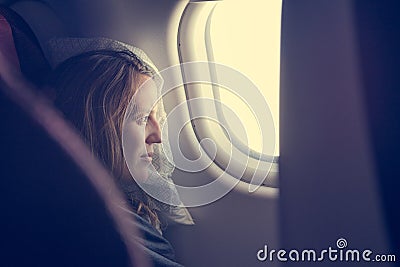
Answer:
131, 166, 150, 183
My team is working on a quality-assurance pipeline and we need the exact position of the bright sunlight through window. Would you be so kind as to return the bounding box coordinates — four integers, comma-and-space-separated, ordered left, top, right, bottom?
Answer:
210, 0, 282, 156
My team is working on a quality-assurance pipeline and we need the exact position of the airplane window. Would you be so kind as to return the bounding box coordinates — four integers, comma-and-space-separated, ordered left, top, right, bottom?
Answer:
176, 0, 281, 190
209, 0, 282, 157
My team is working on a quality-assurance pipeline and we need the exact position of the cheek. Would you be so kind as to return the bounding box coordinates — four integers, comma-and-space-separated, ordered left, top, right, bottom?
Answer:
122, 122, 146, 158
122, 122, 150, 181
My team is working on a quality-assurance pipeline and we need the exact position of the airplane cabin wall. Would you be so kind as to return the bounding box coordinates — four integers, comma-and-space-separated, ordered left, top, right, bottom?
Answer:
280, 1, 395, 266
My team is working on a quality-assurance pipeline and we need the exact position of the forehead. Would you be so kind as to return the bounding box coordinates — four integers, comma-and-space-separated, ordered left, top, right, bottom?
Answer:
132, 74, 160, 112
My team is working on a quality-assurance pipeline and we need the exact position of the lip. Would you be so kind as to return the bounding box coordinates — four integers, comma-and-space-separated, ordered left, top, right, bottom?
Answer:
141, 156, 153, 162
140, 152, 153, 162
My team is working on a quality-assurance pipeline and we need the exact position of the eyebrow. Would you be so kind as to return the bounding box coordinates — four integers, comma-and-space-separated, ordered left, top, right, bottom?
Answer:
126, 103, 158, 119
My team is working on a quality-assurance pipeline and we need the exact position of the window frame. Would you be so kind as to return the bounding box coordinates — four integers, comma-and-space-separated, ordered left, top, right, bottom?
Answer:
176, 1, 279, 191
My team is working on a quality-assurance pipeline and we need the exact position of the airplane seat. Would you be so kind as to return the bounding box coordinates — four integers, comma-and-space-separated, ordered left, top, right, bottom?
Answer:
280, 2, 399, 266
0, 86, 133, 267
0, 11, 149, 267
353, 0, 400, 258
0, 5, 50, 87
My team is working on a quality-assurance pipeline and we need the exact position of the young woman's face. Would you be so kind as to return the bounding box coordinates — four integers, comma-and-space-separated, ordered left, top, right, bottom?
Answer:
122, 74, 162, 181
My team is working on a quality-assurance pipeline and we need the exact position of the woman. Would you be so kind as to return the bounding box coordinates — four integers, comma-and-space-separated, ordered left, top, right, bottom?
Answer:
46, 38, 192, 267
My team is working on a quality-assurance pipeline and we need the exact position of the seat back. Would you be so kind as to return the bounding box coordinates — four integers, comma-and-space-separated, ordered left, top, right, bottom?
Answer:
0, 9, 149, 267
0, 6, 50, 87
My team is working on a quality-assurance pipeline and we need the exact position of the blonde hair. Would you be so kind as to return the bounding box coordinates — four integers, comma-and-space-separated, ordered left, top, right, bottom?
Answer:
50, 50, 160, 227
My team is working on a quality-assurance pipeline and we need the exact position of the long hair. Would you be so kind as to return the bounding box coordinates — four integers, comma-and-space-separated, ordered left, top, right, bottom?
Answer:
49, 50, 160, 227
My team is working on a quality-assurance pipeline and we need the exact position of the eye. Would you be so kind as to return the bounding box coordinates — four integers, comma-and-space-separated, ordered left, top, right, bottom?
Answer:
136, 115, 149, 125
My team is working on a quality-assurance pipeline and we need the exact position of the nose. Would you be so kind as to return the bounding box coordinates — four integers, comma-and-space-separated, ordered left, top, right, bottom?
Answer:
145, 117, 162, 144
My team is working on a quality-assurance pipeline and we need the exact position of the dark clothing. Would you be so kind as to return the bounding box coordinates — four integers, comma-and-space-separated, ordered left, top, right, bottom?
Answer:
133, 213, 184, 267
